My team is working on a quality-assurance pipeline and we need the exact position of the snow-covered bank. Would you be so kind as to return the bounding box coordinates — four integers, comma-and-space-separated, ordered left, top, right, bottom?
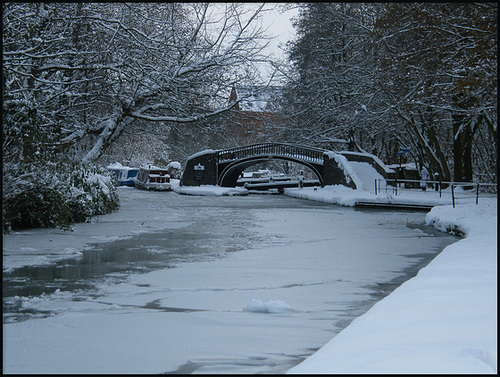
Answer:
287, 187, 497, 374
284, 183, 492, 208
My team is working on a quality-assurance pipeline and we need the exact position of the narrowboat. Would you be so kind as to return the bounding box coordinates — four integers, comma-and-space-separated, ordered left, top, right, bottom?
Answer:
134, 164, 172, 191
107, 163, 140, 186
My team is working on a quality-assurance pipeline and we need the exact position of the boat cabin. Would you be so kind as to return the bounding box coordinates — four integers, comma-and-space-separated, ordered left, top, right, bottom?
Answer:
134, 164, 172, 191
107, 164, 140, 186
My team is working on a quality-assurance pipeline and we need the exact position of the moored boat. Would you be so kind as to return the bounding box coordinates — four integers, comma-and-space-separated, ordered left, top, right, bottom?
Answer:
134, 164, 172, 191
107, 163, 140, 186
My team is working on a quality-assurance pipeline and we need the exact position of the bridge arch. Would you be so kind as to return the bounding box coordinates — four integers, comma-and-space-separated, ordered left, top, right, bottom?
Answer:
180, 143, 357, 189
217, 156, 324, 187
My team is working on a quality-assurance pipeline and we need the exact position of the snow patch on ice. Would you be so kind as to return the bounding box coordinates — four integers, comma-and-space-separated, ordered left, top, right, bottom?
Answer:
461, 348, 497, 373
243, 299, 296, 314
174, 185, 248, 196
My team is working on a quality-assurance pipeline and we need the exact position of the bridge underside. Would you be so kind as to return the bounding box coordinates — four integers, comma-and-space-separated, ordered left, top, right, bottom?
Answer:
217, 156, 323, 187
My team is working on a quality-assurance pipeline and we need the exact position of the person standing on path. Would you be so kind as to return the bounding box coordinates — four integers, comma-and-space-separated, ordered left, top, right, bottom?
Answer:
420, 166, 429, 191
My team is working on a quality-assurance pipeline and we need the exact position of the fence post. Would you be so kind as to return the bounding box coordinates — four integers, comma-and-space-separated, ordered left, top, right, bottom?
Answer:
476, 183, 479, 205
451, 184, 455, 208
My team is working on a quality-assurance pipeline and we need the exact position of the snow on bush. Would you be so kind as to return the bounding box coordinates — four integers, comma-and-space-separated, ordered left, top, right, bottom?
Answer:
3, 161, 119, 232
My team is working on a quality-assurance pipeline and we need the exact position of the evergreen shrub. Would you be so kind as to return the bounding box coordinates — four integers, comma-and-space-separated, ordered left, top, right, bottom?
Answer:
3, 163, 119, 233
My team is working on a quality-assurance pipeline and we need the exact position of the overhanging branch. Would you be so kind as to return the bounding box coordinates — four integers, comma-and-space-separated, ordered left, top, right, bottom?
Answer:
130, 101, 240, 123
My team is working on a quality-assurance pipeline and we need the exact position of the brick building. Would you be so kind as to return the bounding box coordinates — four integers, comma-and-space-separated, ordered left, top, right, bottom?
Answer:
227, 85, 284, 144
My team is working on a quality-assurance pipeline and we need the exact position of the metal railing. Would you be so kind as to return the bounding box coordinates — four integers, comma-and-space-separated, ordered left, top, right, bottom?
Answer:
217, 143, 325, 165
375, 179, 497, 208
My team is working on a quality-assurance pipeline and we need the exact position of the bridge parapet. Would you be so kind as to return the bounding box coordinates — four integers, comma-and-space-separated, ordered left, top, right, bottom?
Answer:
217, 143, 325, 165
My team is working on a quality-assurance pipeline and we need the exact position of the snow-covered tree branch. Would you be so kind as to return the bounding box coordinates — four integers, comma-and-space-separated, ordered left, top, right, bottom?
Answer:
3, 3, 272, 162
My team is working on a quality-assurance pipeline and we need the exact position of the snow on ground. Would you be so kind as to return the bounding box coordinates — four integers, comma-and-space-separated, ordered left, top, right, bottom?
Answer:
345, 160, 384, 191
285, 182, 491, 208
285, 187, 497, 374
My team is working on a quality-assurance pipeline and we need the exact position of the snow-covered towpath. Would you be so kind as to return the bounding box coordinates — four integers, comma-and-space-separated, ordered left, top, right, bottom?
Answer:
285, 186, 497, 374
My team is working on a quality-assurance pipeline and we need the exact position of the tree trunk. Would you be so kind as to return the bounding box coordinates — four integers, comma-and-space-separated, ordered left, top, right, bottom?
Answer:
82, 108, 131, 163
407, 115, 452, 182
452, 94, 474, 183
427, 126, 452, 182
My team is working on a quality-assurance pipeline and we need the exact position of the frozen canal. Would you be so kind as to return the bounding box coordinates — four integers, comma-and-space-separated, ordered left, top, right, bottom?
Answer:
3, 187, 458, 374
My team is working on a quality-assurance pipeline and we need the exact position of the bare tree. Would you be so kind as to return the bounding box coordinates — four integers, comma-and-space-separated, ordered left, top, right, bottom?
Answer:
281, 3, 496, 184
3, 3, 273, 163
375, 3, 497, 182
280, 4, 393, 155
2, 3, 275, 230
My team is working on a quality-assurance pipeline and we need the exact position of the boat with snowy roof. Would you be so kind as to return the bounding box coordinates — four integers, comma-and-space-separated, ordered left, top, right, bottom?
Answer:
107, 163, 140, 187
134, 164, 172, 191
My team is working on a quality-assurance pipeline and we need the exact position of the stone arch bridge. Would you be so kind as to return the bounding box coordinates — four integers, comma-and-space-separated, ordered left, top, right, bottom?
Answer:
180, 143, 385, 188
